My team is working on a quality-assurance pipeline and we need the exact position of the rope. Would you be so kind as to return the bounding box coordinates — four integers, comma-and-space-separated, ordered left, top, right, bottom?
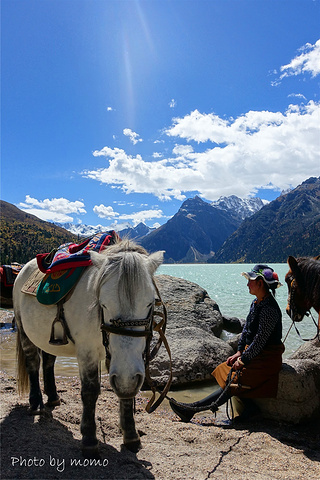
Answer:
283, 321, 294, 344
284, 310, 320, 343
167, 369, 240, 413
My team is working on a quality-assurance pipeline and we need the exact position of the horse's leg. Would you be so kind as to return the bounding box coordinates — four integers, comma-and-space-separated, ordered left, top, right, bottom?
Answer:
42, 351, 61, 407
79, 363, 100, 457
119, 398, 141, 452
18, 326, 44, 414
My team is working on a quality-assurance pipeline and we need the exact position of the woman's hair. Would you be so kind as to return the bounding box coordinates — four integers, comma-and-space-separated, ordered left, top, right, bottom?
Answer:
258, 277, 277, 297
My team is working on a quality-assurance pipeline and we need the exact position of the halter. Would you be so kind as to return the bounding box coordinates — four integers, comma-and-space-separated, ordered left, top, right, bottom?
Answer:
101, 307, 154, 338
285, 278, 319, 342
287, 279, 306, 321
99, 280, 172, 413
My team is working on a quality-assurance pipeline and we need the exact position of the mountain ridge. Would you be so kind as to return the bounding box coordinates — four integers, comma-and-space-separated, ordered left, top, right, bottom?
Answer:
2, 180, 319, 264
139, 196, 242, 263
211, 177, 320, 263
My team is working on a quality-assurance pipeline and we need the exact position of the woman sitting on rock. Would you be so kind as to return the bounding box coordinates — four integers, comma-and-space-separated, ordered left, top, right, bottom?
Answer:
169, 264, 285, 422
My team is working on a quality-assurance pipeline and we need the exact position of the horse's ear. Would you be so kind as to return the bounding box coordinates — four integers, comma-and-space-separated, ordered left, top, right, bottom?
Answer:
148, 250, 165, 274
90, 251, 105, 268
288, 255, 298, 274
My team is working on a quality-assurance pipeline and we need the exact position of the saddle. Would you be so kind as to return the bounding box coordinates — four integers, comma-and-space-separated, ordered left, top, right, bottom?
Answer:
21, 231, 119, 345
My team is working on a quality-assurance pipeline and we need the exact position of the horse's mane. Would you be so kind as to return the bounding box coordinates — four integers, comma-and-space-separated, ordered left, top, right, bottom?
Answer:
296, 256, 320, 308
93, 239, 152, 312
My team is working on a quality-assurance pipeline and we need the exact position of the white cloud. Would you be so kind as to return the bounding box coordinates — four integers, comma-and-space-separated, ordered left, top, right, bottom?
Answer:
93, 204, 119, 219
92, 202, 164, 226
83, 101, 320, 201
288, 93, 307, 100
85, 146, 189, 201
113, 200, 134, 206
272, 39, 320, 85
172, 144, 194, 156
152, 152, 163, 158
17, 196, 86, 222
83, 102, 320, 200
123, 128, 143, 145
107, 106, 113, 111
117, 209, 164, 226
169, 99, 177, 108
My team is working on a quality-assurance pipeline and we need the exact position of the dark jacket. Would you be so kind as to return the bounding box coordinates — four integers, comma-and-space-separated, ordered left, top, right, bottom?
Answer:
238, 295, 282, 365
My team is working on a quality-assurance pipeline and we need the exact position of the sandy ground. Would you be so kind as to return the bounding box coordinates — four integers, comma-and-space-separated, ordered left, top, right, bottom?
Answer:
1, 371, 319, 480
1, 309, 320, 480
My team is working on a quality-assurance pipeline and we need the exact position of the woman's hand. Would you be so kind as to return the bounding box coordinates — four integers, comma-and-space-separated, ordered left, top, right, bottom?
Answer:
232, 358, 245, 370
226, 351, 241, 366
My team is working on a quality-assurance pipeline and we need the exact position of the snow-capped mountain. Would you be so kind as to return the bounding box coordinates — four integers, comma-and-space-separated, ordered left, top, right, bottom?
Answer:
55, 222, 155, 239
54, 222, 109, 237
211, 195, 267, 221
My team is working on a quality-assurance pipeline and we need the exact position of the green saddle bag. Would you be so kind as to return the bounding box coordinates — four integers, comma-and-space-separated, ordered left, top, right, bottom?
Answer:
37, 267, 85, 305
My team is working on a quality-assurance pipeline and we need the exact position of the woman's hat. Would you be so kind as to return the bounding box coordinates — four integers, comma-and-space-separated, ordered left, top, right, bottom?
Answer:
241, 264, 282, 288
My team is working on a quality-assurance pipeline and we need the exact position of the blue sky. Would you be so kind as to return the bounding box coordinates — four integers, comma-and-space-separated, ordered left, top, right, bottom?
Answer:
1, 0, 320, 229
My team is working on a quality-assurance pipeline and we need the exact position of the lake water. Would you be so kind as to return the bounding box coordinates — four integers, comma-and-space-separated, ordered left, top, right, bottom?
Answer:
157, 263, 317, 358
0, 263, 317, 405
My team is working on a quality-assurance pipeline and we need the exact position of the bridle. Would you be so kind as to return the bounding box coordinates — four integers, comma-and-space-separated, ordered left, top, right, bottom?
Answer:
99, 280, 172, 413
285, 277, 319, 342
287, 278, 306, 322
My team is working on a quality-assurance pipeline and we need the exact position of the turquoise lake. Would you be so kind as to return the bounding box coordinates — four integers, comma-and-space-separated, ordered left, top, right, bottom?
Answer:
157, 263, 316, 358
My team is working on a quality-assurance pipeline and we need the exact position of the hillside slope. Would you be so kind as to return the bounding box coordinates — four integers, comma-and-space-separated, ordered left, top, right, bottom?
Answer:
212, 177, 320, 263
0, 200, 78, 264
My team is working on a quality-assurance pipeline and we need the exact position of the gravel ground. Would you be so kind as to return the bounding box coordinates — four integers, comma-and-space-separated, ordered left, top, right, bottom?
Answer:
1, 309, 319, 480
1, 371, 319, 480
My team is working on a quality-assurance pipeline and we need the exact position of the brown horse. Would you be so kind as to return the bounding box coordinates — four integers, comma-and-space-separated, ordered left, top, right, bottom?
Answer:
285, 255, 320, 333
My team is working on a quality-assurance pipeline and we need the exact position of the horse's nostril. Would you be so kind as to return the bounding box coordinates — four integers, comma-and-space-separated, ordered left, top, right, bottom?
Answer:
135, 373, 144, 389
109, 374, 117, 392
109, 372, 144, 397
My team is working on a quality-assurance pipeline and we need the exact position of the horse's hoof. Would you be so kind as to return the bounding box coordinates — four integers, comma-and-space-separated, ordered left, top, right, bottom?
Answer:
122, 439, 142, 453
28, 407, 44, 416
46, 398, 61, 408
81, 444, 100, 459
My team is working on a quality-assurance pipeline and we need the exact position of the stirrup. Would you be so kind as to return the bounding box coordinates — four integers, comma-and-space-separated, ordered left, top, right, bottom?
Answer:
49, 317, 68, 345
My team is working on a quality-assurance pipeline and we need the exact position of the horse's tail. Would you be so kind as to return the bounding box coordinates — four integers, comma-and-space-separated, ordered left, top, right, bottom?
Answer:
16, 327, 29, 395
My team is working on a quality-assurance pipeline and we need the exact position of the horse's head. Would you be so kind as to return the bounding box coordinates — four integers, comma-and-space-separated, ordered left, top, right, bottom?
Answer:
91, 242, 164, 399
285, 256, 310, 322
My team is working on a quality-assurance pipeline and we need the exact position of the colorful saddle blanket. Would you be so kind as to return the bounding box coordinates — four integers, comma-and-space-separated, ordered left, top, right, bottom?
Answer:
0, 263, 24, 287
36, 231, 118, 273
35, 231, 119, 305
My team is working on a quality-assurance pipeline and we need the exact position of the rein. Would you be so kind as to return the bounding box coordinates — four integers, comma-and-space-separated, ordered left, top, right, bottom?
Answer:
168, 369, 242, 422
100, 280, 173, 413
284, 311, 320, 343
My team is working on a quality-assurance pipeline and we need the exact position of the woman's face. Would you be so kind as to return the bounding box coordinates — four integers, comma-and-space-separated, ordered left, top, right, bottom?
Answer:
247, 278, 260, 296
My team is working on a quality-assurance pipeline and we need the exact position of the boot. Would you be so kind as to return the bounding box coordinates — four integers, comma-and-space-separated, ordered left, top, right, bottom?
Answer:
169, 387, 230, 423
234, 398, 261, 423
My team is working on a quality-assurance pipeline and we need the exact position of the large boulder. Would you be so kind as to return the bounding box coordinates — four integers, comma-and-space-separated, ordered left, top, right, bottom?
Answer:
255, 338, 320, 423
149, 275, 234, 387
222, 315, 245, 334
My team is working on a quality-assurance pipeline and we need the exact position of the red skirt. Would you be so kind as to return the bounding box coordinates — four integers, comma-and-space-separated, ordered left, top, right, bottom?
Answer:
212, 343, 285, 398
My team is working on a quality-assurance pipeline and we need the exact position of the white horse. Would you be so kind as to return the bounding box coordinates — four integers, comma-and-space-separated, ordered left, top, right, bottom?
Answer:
13, 240, 164, 456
